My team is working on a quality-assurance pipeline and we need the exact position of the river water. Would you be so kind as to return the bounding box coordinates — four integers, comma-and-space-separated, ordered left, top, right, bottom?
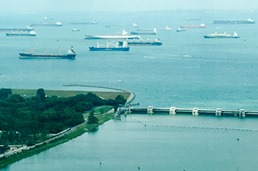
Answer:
1, 10, 258, 170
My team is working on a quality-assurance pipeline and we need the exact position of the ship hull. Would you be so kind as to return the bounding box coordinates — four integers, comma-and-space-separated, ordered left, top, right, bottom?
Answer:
30, 23, 62, 27
89, 47, 130, 51
6, 33, 36, 36
213, 20, 255, 24
19, 53, 76, 59
0, 28, 34, 32
85, 35, 140, 40
119, 41, 162, 46
130, 31, 157, 35
204, 36, 239, 38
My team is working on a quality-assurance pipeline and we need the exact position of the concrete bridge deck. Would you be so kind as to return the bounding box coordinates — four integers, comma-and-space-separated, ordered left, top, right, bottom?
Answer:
116, 106, 258, 118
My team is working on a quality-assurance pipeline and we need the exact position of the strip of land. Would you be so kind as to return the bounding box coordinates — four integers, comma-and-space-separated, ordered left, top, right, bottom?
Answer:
0, 88, 132, 169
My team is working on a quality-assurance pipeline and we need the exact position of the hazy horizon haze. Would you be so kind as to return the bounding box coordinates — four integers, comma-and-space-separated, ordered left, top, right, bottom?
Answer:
2, 0, 258, 13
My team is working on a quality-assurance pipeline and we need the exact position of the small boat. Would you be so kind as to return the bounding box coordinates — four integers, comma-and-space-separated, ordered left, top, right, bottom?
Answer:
176, 27, 186, 32
130, 28, 157, 35
164, 26, 172, 31
19, 47, 76, 59
89, 42, 130, 51
203, 32, 240, 38
132, 23, 139, 28
118, 38, 162, 46
85, 30, 140, 40
213, 18, 255, 24
72, 28, 80, 31
6, 30, 37, 36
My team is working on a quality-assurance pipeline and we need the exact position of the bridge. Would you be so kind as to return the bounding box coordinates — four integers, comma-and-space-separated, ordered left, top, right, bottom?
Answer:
116, 106, 258, 118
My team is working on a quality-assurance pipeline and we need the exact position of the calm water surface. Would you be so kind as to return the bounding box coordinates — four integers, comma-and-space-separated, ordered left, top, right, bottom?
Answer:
1, 10, 258, 170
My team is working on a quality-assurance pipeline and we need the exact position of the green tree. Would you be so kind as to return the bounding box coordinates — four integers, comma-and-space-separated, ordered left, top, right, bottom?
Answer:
0, 88, 12, 99
36, 88, 46, 102
115, 95, 126, 105
87, 111, 98, 124
6, 94, 25, 103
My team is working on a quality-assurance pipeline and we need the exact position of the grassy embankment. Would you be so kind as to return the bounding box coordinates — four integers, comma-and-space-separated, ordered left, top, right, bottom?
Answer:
0, 89, 130, 169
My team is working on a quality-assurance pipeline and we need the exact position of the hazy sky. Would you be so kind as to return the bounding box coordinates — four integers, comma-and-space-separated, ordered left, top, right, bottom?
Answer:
2, 0, 258, 13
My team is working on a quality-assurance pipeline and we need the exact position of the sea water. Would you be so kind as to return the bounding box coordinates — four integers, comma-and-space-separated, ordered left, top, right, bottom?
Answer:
1, 10, 258, 171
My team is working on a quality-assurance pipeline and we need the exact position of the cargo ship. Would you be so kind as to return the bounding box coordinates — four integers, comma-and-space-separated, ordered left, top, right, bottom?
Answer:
203, 32, 239, 38
89, 42, 129, 51
118, 39, 162, 46
130, 28, 157, 35
0, 26, 34, 33
70, 21, 97, 25
213, 18, 255, 24
180, 24, 206, 28
85, 30, 140, 40
30, 21, 62, 27
19, 47, 76, 59
6, 30, 37, 36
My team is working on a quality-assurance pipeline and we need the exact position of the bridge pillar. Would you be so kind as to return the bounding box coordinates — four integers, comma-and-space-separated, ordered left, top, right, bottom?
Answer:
239, 109, 246, 118
192, 108, 199, 116
127, 106, 132, 114
215, 108, 222, 116
147, 106, 154, 114
169, 107, 176, 115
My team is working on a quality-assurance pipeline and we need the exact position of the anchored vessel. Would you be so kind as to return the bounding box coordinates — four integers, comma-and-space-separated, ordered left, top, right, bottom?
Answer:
180, 24, 206, 28
0, 26, 34, 32
130, 28, 157, 35
85, 30, 140, 40
213, 18, 255, 24
19, 47, 76, 59
89, 42, 130, 51
72, 28, 80, 31
204, 32, 239, 38
30, 21, 62, 27
118, 39, 162, 46
176, 27, 186, 32
6, 30, 37, 36
70, 21, 97, 25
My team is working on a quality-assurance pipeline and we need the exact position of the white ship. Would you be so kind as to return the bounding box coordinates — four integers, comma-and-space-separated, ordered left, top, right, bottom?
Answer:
204, 32, 239, 38
6, 30, 37, 36
84, 30, 140, 40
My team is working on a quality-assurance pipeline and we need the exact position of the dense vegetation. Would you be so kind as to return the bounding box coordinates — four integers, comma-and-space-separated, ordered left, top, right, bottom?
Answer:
0, 88, 126, 146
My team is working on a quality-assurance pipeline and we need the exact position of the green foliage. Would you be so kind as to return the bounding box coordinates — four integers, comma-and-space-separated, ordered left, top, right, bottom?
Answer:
87, 111, 99, 124
6, 94, 25, 103
0, 145, 10, 154
0, 89, 127, 145
115, 95, 127, 105
36, 88, 46, 102
0, 88, 12, 99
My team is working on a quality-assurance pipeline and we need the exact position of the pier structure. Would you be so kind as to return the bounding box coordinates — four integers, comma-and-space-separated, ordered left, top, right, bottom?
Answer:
117, 106, 258, 118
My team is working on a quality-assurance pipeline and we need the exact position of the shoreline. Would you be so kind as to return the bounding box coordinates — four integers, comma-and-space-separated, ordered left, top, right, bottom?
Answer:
0, 88, 134, 169
0, 107, 114, 169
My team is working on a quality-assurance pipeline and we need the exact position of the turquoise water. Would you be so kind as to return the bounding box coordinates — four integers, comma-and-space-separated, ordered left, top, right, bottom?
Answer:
1, 10, 258, 170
